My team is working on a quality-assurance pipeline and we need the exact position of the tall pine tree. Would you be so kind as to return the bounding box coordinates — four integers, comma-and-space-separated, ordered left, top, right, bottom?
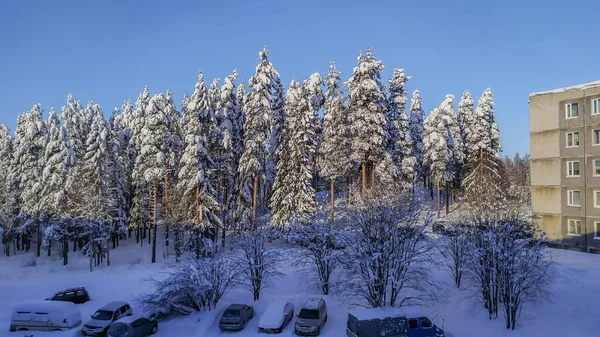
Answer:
319, 62, 351, 223
409, 89, 426, 187
347, 48, 387, 199
239, 45, 276, 224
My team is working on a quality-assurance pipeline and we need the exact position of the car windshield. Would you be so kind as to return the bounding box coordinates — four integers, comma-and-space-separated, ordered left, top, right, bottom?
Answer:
223, 309, 240, 317
91, 310, 113, 320
108, 323, 128, 336
298, 309, 319, 319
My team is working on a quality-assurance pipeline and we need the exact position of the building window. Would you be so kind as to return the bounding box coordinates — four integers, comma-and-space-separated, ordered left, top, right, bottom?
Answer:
566, 102, 579, 118
595, 191, 600, 208
593, 99, 600, 115
566, 161, 580, 177
566, 132, 580, 147
568, 219, 582, 236
594, 160, 600, 176
594, 129, 600, 145
595, 222, 600, 240
568, 190, 581, 206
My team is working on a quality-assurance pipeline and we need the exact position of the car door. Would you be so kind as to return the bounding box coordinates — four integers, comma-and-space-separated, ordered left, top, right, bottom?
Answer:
131, 319, 143, 336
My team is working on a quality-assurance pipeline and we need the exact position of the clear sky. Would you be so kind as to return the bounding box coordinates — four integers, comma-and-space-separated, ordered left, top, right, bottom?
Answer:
1, 0, 599, 157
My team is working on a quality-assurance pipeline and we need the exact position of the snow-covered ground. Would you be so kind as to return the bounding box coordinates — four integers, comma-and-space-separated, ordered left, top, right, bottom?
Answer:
1, 238, 599, 337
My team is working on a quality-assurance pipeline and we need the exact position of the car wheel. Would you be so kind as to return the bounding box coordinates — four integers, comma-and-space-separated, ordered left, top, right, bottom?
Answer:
151, 324, 158, 334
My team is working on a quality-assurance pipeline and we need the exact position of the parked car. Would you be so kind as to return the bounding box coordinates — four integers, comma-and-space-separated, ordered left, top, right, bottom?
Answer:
46, 287, 91, 304
294, 298, 327, 336
218, 304, 254, 331
107, 315, 158, 337
346, 307, 446, 337
82, 301, 132, 337
258, 300, 294, 333
9, 300, 82, 332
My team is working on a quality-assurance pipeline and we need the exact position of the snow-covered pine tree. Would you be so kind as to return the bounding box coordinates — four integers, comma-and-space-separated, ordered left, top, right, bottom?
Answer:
347, 48, 387, 199
179, 73, 219, 259
463, 88, 503, 215
77, 104, 116, 268
319, 61, 351, 223
13, 105, 48, 256
219, 70, 238, 245
231, 82, 252, 228
423, 108, 452, 217
208, 78, 228, 239
239, 45, 276, 224
163, 89, 182, 250
266, 74, 285, 205
457, 90, 475, 151
60, 92, 86, 161
40, 108, 76, 263
107, 108, 128, 249
270, 79, 316, 227
82, 101, 97, 136
0, 125, 17, 256
387, 68, 415, 191
438, 94, 465, 213
305, 72, 325, 191
115, 100, 135, 228
409, 89, 426, 187
130, 86, 151, 244
132, 93, 173, 263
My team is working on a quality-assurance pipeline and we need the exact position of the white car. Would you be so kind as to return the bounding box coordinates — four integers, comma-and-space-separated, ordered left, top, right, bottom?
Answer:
258, 300, 294, 333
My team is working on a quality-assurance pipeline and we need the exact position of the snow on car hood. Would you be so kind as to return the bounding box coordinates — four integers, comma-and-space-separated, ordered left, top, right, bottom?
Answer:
85, 318, 111, 329
258, 310, 284, 329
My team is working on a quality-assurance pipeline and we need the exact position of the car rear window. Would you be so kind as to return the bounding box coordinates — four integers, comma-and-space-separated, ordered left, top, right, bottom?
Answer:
298, 309, 319, 320
223, 309, 240, 317
108, 323, 129, 336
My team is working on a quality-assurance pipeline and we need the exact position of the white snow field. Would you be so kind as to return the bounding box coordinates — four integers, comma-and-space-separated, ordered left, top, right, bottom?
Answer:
1, 239, 599, 337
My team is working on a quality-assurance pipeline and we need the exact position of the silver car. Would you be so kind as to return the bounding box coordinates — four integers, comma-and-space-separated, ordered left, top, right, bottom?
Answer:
294, 298, 327, 336
218, 304, 254, 331
82, 301, 132, 337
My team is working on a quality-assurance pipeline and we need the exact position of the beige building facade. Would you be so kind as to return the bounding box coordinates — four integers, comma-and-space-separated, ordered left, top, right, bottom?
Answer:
530, 80, 600, 252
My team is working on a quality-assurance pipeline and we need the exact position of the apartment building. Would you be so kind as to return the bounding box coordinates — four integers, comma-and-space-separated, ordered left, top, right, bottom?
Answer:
530, 80, 600, 253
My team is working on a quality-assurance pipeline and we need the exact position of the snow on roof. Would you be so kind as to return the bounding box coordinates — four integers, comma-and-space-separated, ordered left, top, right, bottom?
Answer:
529, 80, 600, 97
264, 300, 289, 314
14, 300, 77, 313
99, 301, 128, 311
303, 298, 323, 310
348, 306, 426, 321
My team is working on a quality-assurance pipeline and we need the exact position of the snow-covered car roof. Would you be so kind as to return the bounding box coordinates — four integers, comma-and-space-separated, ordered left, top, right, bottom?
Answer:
115, 315, 147, 324
258, 300, 291, 329
302, 298, 323, 310
98, 301, 128, 311
14, 300, 77, 312
349, 307, 426, 321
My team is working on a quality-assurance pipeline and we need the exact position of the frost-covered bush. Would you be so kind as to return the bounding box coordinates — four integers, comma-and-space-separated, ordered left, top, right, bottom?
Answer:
287, 212, 344, 295
140, 255, 237, 319
339, 200, 436, 308
233, 224, 283, 301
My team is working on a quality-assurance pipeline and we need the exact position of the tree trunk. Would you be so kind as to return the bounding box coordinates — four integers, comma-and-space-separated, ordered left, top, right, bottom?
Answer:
436, 170, 441, 218
48, 241, 51, 257
312, 160, 318, 192
361, 150, 367, 200
164, 165, 169, 248
196, 185, 201, 259
346, 176, 351, 204
106, 238, 110, 267
252, 175, 258, 226
36, 219, 41, 257
330, 179, 335, 225
152, 181, 157, 264
174, 226, 181, 262
62, 239, 68, 265
446, 181, 450, 215
371, 162, 376, 196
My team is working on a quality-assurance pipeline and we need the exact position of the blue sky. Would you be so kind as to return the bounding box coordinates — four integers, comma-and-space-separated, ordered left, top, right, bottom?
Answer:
1, 0, 599, 157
